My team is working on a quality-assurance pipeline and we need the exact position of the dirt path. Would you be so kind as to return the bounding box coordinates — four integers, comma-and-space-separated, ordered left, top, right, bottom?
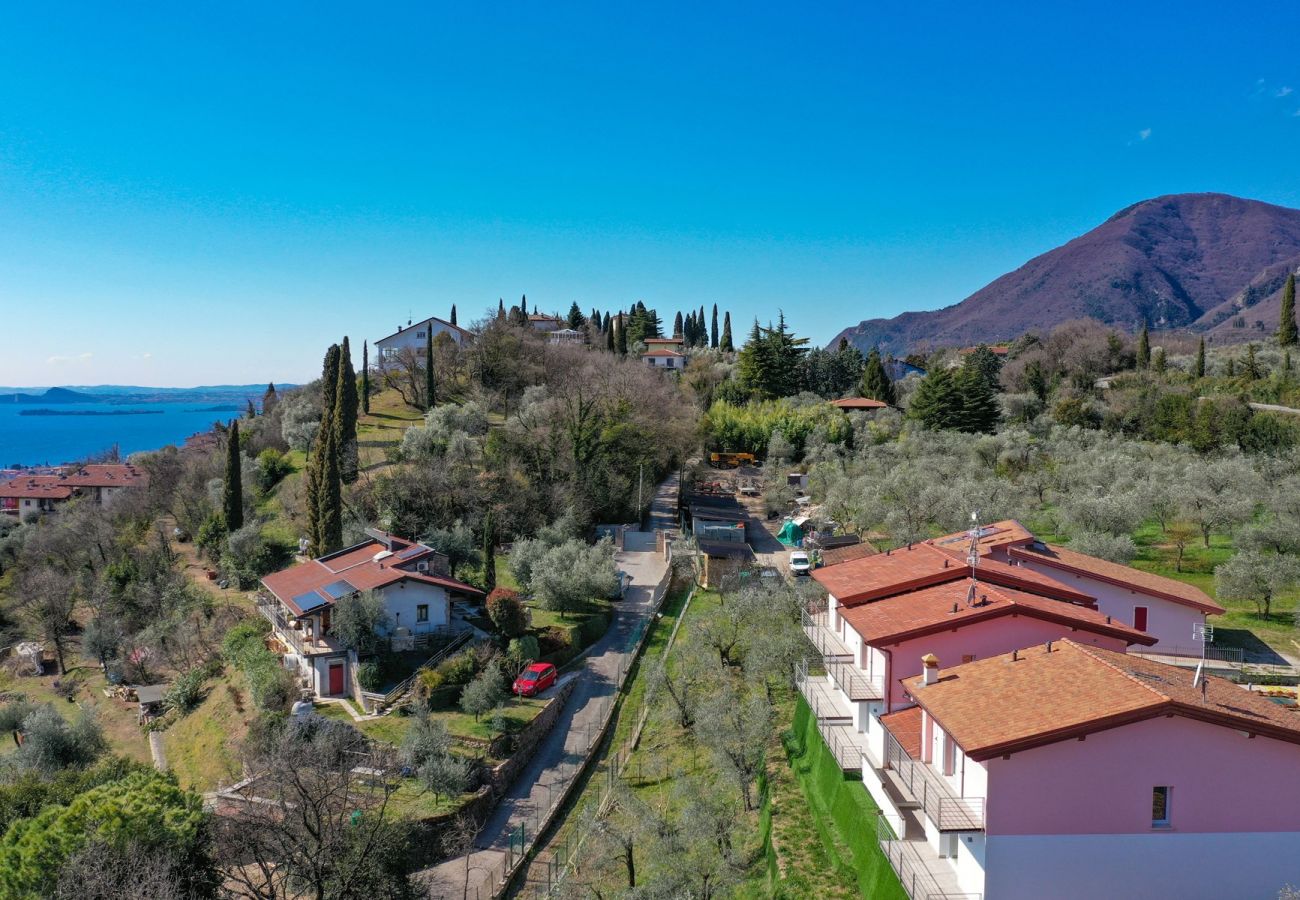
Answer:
160, 515, 254, 612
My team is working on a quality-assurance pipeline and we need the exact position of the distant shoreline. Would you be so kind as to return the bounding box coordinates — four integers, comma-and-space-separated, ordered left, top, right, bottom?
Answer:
18, 409, 165, 417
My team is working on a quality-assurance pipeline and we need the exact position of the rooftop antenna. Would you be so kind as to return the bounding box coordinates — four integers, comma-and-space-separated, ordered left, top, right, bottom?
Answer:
1192, 620, 1214, 687
965, 511, 980, 606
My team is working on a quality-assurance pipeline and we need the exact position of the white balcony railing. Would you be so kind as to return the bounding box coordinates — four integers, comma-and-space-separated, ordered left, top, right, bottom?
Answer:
876, 816, 982, 900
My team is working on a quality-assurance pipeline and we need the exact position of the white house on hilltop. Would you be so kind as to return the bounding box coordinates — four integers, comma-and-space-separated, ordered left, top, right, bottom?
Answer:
374, 316, 473, 362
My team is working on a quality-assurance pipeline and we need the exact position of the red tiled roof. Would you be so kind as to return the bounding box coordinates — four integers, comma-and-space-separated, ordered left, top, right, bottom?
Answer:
880, 707, 923, 759
375, 315, 473, 344
926, 519, 1035, 556
1009, 542, 1223, 615
820, 542, 876, 566
642, 349, 685, 358
831, 397, 888, 410
812, 542, 1093, 607
262, 537, 482, 616
902, 640, 1300, 760
838, 578, 1154, 648
0, 477, 75, 500
644, 337, 684, 344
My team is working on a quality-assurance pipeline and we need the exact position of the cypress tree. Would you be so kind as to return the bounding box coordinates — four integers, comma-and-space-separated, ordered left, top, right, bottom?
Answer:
361, 342, 370, 414
308, 345, 343, 556
720, 312, 734, 352
1227, 358, 1236, 377
602, 311, 611, 333
1281, 274, 1298, 347
710, 304, 719, 348
262, 382, 278, 414
698, 305, 707, 347
497, 298, 506, 319
320, 344, 340, 428
337, 336, 359, 484
424, 328, 435, 410
245, 398, 257, 419
1244, 343, 1260, 380
616, 313, 627, 356
861, 349, 897, 405
1195, 337, 1206, 379
482, 511, 496, 593
606, 321, 615, 352
223, 420, 243, 531
1136, 325, 1151, 370
673, 311, 684, 338
1286, 350, 1294, 375
318, 422, 343, 554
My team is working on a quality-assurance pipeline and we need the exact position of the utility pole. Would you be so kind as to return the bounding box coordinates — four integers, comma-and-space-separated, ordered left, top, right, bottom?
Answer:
637, 462, 644, 521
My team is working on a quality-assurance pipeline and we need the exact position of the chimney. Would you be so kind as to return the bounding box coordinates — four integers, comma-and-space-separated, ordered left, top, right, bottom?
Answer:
922, 653, 940, 686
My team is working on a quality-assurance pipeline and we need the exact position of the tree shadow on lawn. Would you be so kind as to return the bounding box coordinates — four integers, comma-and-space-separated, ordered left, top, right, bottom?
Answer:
1213, 627, 1290, 665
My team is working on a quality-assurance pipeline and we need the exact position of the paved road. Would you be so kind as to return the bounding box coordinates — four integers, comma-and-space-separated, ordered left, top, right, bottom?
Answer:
419, 473, 678, 899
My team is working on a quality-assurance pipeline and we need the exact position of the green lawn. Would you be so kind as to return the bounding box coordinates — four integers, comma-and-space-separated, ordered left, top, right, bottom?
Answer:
313, 694, 549, 747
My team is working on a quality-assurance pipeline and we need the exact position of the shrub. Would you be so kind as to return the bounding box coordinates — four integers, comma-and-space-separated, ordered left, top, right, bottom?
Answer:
164, 669, 207, 715
222, 621, 268, 662
459, 660, 506, 722
357, 661, 384, 692
256, 448, 293, 491
486, 588, 527, 638
434, 649, 479, 686
506, 636, 541, 674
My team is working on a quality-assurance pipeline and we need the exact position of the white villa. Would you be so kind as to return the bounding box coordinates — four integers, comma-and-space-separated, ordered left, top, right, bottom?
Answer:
374, 315, 473, 362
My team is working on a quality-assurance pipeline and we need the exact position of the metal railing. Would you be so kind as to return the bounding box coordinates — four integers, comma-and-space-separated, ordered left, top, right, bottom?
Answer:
1130, 644, 1244, 665
884, 730, 985, 831
801, 607, 852, 659
876, 816, 982, 900
795, 657, 868, 772
378, 629, 473, 711
826, 654, 884, 701
257, 599, 310, 656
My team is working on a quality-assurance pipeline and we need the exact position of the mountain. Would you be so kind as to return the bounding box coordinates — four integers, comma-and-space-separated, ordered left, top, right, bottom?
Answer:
833, 193, 1300, 354
0, 387, 102, 404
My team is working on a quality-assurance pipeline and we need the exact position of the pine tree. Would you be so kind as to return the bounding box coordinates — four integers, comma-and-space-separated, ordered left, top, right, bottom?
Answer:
482, 511, 496, 593
245, 398, 257, 419
336, 336, 359, 484
1152, 348, 1167, 374
616, 313, 628, 356
567, 302, 586, 329
1136, 325, 1151, 370
1244, 343, 1261, 380
955, 367, 1000, 433
710, 304, 719, 348
425, 328, 435, 410
223, 420, 243, 531
361, 342, 370, 414
907, 369, 960, 430
1281, 274, 1298, 347
1195, 338, 1206, 379
262, 382, 278, 414
860, 349, 897, 405
673, 311, 684, 338
720, 311, 734, 352
450, 304, 458, 327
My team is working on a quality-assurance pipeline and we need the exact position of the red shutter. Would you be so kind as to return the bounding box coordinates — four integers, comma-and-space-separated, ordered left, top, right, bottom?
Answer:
1134, 607, 1148, 631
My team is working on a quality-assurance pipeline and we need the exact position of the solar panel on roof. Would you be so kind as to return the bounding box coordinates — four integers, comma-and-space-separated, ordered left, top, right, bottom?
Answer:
396, 546, 425, 560
321, 580, 357, 599
292, 591, 329, 611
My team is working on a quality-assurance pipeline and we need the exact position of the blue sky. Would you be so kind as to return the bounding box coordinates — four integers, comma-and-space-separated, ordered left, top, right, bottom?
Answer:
1, 2, 1298, 386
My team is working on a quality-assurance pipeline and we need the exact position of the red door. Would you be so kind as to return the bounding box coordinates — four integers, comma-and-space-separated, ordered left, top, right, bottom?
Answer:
1134, 607, 1148, 631
328, 662, 344, 695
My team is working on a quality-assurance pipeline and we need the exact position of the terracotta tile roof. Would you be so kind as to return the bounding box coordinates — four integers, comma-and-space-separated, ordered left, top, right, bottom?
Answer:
57, 463, 148, 488
926, 519, 1035, 556
812, 542, 1093, 607
839, 579, 1154, 648
1009, 542, 1223, 615
820, 542, 876, 566
644, 337, 684, 344
0, 477, 75, 499
880, 706, 923, 759
902, 640, 1300, 760
830, 397, 889, 410
262, 537, 481, 616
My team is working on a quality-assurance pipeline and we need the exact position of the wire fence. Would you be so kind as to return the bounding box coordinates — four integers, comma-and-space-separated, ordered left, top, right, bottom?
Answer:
515, 586, 699, 897
448, 570, 680, 899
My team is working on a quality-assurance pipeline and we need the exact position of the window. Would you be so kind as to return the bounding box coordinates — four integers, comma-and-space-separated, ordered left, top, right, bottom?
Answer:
961, 654, 976, 664
417, 604, 429, 623
943, 734, 957, 777
416, 331, 426, 338
1152, 786, 1171, 827
1134, 606, 1149, 631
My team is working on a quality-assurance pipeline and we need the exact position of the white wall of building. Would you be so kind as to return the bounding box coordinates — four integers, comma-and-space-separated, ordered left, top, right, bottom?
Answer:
983, 832, 1300, 900
376, 319, 468, 358
378, 580, 450, 634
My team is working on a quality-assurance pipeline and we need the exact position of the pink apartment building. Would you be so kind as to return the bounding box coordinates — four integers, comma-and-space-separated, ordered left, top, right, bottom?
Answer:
871, 641, 1300, 899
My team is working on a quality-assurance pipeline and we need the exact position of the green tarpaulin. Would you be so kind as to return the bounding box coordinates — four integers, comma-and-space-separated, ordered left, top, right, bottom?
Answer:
776, 519, 803, 547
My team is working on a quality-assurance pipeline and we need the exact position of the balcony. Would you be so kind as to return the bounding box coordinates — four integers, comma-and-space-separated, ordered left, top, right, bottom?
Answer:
256, 598, 342, 657
883, 725, 985, 832
877, 816, 982, 900
796, 657, 871, 773
802, 607, 884, 701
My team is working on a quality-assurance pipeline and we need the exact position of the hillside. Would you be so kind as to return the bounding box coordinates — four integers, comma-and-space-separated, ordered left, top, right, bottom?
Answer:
834, 193, 1300, 354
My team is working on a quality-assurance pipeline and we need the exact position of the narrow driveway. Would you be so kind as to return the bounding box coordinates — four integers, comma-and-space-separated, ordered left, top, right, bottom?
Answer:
419, 473, 678, 898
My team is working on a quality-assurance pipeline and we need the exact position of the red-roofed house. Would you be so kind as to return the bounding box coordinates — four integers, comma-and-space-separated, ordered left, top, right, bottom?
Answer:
865, 641, 1300, 899
258, 530, 483, 699
929, 520, 1223, 649
641, 349, 685, 370
0, 464, 149, 518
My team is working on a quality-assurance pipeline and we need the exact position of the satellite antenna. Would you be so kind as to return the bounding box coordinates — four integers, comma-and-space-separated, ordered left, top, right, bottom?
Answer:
1192, 621, 1214, 687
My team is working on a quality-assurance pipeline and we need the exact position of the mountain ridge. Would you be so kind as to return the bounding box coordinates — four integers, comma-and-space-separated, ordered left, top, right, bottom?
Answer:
833, 193, 1300, 354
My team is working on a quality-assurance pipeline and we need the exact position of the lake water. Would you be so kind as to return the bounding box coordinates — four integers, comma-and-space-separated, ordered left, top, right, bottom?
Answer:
0, 401, 239, 466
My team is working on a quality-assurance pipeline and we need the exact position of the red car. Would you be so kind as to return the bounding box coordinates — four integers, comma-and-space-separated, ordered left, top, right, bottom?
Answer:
512, 662, 557, 697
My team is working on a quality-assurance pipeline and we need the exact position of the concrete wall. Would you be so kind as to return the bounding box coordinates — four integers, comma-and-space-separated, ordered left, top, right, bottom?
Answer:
985, 714, 1300, 835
